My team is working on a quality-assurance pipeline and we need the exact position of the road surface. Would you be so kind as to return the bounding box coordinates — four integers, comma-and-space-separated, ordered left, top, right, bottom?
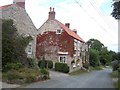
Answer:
24, 68, 114, 88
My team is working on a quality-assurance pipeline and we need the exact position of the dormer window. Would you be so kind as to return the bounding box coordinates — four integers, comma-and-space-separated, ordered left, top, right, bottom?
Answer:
56, 29, 62, 34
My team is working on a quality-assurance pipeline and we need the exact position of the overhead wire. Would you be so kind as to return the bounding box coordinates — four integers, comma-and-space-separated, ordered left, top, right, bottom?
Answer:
74, 0, 115, 38
88, 0, 117, 36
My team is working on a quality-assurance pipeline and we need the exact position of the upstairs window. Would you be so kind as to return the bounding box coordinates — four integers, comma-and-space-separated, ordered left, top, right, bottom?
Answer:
56, 29, 62, 34
27, 43, 32, 55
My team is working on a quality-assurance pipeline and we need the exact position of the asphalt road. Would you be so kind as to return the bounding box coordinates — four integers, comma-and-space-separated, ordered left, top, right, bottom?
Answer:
24, 68, 114, 88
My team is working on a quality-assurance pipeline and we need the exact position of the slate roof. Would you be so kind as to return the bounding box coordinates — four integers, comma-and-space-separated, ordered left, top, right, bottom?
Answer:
0, 4, 13, 9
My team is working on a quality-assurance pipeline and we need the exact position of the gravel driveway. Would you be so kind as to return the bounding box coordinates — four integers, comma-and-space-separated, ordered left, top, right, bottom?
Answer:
23, 67, 114, 88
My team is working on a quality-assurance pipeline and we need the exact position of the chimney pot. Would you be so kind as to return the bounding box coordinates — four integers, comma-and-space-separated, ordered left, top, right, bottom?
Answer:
48, 7, 55, 20
50, 7, 52, 11
65, 23, 70, 28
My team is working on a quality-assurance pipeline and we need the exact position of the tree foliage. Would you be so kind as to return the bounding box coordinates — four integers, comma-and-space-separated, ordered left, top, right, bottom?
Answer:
89, 49, 100, 67
87, 38, 117, 67
2, 19, 32, 71
111, 1, 120, 20
87, 39, 104, 51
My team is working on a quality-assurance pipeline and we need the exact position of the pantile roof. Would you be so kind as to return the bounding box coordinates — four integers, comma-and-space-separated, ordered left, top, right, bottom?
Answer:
54, 19, 85, 43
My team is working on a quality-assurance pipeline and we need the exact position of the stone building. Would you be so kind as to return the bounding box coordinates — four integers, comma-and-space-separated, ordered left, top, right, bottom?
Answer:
1, 0, 89, 72
36, 7, 89, 72
0, 0, 37, 58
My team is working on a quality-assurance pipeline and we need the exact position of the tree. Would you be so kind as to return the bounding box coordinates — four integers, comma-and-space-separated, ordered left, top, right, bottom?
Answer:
87, 38, 117, 66
2, 19, 32, 71
87, 39, 104, 51
117, 52, 120, 60
89, 49, 100, 67
111, 1, 120, 20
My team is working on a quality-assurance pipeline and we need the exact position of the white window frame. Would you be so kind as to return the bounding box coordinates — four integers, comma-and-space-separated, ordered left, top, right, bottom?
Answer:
27, 43, 32, 55
59, 56, 66, 63
56, 29, 62, 34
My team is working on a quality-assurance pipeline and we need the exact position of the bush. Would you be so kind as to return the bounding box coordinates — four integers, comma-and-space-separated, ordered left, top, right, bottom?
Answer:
3, 70, 22, 80
38, 60, 47, 69
27, 58, 38, 68
3, 68, 43, 84
41, 69, 49, 75
41, 69, 49, 80
55, 63, 69, 73
47, 60, 53, 69
83, 62, 89, 69
38, 60, 53, 69
3, 62, 22, 72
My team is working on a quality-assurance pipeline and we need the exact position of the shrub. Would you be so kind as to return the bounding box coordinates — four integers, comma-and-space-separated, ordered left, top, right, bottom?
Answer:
55, 63, 69, 73
27, 58, 38, 68
3, 68, 43, 84
25, 75, 36, 83
41, 69, 49, 80
47, 60, 53, 69
3, 62, 22, 72
112, 60, 119, 71
38, 60, 47, 69
83, 62, 89, 69
41, 68, 49, 75
3, 70, 22, 80
38, 60, 53, 69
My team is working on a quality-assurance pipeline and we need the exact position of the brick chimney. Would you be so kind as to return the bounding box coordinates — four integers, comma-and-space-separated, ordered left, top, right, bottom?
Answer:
65, 23, 70, 28
48, 7, 55, 20
13, 0, 25, 9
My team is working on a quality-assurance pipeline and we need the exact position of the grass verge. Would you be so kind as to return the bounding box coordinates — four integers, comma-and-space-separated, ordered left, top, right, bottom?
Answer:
110, 70, 120, 89
89, 66, 104, 71
69, 69, 88, 75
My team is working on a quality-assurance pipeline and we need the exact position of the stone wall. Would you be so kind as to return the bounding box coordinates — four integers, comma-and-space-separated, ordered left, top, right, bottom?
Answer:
1, 5, 37, 58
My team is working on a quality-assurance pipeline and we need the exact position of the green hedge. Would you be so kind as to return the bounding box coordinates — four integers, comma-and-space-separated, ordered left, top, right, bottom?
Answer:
38, 60, 53, 69
55, 63, 69, 73
38, 60, 47, 69
47, 60, 53, 69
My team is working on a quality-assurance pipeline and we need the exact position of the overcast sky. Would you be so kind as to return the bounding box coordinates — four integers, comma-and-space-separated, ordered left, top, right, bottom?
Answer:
0, 0, 118, 52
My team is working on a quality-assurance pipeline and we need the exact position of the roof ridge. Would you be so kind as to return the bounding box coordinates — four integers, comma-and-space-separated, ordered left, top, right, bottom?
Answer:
54, 19, 85, 42
0, 4, 14, 9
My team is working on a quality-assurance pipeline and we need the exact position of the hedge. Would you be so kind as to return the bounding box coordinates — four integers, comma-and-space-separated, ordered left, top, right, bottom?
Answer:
55, 63, 69, 73
38, 60, 53, 69
47, 60, 53, 69
38, 60, 47, 69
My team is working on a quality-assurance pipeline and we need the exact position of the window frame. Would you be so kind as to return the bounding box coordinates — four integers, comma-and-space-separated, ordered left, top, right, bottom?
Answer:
59, 56, 66, 63
27, 43, 32, 55
56, 29, 62, 34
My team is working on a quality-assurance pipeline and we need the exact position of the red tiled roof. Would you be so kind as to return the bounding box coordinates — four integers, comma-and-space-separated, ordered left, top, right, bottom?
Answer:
55, 19, 85, 42
0, 4, 14, 9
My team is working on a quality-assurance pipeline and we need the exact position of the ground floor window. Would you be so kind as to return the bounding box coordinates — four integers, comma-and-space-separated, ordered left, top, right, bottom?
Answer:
59, 56, 66, 63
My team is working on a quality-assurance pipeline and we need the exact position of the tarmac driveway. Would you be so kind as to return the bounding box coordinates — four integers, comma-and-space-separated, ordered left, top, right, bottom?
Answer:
24, 67, 114, 88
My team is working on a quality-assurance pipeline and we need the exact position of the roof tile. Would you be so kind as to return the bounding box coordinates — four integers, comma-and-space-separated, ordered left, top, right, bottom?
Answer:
55, 19, 85, 42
